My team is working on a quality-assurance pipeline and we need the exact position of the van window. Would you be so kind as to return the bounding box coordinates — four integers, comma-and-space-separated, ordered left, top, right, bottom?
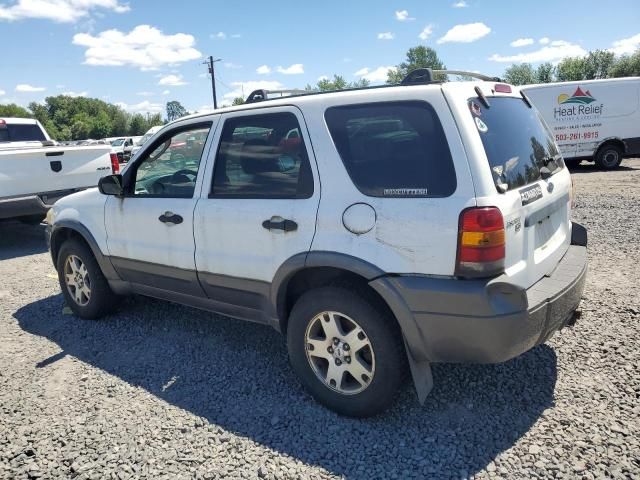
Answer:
210, 112, 314, 199
470, 96, 563, 191
325, 101, 456, 197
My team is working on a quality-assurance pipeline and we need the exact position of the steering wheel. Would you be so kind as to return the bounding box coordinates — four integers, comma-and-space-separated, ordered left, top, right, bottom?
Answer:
173, 169, 197, 177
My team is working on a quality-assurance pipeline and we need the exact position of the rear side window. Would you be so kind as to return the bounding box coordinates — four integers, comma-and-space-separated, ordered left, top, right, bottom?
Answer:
470, 96, 563, 191
325, 101, 456, 197
211, 112, 313, 199
0, 124, 46, 142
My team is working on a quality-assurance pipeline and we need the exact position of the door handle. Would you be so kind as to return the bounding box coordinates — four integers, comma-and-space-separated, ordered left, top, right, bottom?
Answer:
159, 211, 183, 225
262, 217, 298, 232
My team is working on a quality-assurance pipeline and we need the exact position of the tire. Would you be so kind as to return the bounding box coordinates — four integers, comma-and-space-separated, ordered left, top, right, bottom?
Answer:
595, 144, 623, 170
287, 286, 407, 417
564, 158, 581, 169
56, 238, 118, 319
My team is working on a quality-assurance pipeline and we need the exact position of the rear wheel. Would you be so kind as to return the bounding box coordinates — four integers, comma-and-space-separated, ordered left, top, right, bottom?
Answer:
56, 239, 118, 319
287, 286, 407, 417
595, 144, 623, 170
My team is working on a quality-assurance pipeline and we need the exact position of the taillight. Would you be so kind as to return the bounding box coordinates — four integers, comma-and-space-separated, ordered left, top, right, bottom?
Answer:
456, 207, 505, 278
110, 152, 120, 174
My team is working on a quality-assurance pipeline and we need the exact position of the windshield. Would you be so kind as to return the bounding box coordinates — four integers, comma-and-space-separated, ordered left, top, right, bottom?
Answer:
136, 134, 152, 146
470, 96, 563, 192
111, 139, 125, 146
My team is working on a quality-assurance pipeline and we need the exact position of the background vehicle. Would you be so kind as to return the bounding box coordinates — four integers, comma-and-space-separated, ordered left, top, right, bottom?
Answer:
110, 136, 136, 163
1, 117, 117, 222
522, 77, 640, 169
47, 71, 587, 417
130, 125, 164, 158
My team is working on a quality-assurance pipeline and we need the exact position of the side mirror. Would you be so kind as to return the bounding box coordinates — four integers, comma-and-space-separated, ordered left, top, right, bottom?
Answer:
98, 174, 124, 196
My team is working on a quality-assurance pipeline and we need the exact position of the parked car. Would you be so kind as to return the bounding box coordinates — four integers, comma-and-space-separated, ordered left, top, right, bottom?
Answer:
0, 117, 118, 223
110, 137, 136, 163
522, 77, 640, 169
46, 70, 588, 417
130, 126, 164, 158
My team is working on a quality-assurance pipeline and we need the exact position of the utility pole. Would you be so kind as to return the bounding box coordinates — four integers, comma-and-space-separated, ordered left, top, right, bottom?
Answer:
204, 56, 221, 109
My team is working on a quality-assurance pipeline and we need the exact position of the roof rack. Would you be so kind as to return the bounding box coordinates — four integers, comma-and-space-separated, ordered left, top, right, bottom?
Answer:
245, 88, 310, 103
244, 69, 502, 103
401, 68, 501, 85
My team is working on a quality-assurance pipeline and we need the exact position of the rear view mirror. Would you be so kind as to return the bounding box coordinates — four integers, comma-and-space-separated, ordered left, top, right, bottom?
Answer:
98, 174, 124, 196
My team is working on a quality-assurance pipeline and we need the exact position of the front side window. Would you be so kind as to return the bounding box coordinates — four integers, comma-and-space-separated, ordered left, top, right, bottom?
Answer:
132, 124, 211, 198
325, 101, 456, 197
211, 112, 313, 199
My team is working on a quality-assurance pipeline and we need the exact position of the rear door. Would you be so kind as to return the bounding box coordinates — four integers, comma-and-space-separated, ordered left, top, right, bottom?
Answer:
194, 107, 320, 319
446, 83, 573, 289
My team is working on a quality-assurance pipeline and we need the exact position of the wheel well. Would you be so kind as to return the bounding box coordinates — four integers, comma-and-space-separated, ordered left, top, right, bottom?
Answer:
279, 267, 398, 335
597, 139, 626, 156
50, 227, 89, 265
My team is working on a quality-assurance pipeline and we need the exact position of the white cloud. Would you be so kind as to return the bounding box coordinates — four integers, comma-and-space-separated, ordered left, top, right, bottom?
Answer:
73, 25, 201, 70
276, 63, 304, 74
539, 37, 550, 45
510, 38, 534, 48
609, 33, 640, 56
15, 84, 45, 92
395, 10, 414, 21
230, 33, 241, 38
158, 74, 187, 86
437, 22, 490, 44
452, 1, 468, 7
116, 100, 163, 114
62, 91, 87, 97
137, 91, 153, 96
489, 40, 587, 63
213, 31, 226, 40
224, 62, 242, 69
354, 66, 396, 83
222, 80, 286, 102
0, 89, 5, 96
162, 90, 170, 95
419, 25, 433, 41
256, 64, 271, 74
378, 32, 395, 40
0, 0, 129, 23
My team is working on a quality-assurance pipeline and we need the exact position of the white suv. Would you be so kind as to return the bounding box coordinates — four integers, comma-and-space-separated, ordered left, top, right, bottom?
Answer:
46, 70, 588, 417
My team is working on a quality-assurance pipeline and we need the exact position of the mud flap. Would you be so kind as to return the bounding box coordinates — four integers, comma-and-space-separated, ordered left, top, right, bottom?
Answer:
404, 337, 433, 404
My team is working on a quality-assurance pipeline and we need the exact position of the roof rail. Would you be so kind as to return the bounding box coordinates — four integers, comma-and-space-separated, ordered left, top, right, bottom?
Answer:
401, 68, 502, 85
246, 88, 310, 103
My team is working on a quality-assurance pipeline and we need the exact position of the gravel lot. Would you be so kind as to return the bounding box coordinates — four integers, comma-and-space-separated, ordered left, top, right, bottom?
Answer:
1, 159, 639, 480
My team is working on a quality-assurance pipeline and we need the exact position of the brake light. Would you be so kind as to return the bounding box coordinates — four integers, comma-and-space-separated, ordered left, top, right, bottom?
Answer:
0, 119, 6, 127
456, 207, 505, 278
494, 83, 512, 93
110, 152, 120, 174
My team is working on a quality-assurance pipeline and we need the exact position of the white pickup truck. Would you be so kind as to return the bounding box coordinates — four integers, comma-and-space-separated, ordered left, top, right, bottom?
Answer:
0, 117, 117, 222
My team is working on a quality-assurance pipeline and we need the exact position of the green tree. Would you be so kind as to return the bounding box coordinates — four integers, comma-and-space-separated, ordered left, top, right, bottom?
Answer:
556, 56, 588, 81
535, 62, 555, 83
504, 63, 537, 85
166, 100, 189, 122
0, 103, 32, 117
306, 74, 371, 92
386, 46, 446, 84
609, 49, 640, 77
583, 50, 616, 79
129, 114, 146, 136
232, 97, 245, 106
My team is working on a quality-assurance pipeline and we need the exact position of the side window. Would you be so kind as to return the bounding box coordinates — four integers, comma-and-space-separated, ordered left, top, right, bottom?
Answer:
325, 101, 456, 197
210, 112, 313, 199
132, 124, 212, 198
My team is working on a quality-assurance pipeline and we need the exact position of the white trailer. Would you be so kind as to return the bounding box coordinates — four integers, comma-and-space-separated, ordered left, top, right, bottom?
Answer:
522, 77, 640, 169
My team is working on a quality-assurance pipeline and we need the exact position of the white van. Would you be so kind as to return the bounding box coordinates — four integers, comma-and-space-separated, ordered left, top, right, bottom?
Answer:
522, 77, 640, 169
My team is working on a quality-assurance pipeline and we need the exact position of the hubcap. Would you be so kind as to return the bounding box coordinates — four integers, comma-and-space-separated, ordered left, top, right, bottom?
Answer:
602, 150, 619, 167
64, 255, 91, 306
304, 311, 375, 395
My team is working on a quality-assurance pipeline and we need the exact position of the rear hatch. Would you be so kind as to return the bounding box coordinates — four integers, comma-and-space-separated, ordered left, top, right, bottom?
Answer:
445, 82, 573, 289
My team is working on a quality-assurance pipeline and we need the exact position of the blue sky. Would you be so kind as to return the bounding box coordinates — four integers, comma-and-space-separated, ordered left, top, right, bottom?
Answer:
1, 0, 639, 115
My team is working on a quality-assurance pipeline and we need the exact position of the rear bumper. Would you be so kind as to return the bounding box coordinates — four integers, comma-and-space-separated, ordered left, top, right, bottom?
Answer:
371, 224, 588, 364
0, 188, 86, 220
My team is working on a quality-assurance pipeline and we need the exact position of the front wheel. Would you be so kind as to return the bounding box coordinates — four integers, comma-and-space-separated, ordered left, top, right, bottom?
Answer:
595, 144, 623, 170
287, 286, 407, 417
56, 239, 118, 319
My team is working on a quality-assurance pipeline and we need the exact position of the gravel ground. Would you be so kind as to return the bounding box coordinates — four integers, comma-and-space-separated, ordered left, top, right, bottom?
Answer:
1, 159, 639, 480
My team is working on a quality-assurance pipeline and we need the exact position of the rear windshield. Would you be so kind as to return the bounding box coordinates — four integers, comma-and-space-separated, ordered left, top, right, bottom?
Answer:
0, 123, 47, 143
325, 101, 456, 197
470, 96, 563, 191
